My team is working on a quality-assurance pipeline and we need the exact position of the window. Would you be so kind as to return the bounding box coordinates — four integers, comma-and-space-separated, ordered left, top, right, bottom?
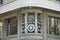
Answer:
27, 13, 35, 33
21, 13, 43, 34
48, 17, 60, 35
6, 17, 17, 36
56, 0, 60, 2
0, 21, 3, 37
49, 0, 60, 2
0, 0, 3, 4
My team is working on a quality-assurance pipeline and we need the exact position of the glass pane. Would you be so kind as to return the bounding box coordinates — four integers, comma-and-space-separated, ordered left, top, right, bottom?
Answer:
57, 19, 60, 35
59, 0, 60, 2
56, 0, 60, 2
49, 18, 54, 34
27, 13, 35, 33
7, 17, 17, 36
48, 17, 60, 35
56, 0, 59, 1
0, 0, 3, 4
10, 18, 17, 35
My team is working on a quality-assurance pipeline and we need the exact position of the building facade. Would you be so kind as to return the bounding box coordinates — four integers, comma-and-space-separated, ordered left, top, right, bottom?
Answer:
0, 0, 60, 40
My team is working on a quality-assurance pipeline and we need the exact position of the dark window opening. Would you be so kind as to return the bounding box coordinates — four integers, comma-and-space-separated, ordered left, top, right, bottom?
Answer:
6, 17, 17, 36
0, 0, 3, 4
48, 17, 60, 35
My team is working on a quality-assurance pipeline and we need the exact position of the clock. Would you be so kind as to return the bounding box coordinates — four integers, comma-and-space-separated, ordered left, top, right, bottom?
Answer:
27, 24, 35, 32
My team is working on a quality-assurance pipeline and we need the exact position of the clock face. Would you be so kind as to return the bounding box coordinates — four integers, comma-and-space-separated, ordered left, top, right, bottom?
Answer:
27, 24, 35, 32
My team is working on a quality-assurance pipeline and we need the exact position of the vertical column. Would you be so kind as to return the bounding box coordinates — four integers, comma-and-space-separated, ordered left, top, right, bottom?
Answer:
0, 20, 3, 40
17, 12, 21, 40
43, 11, 47, 40
35, 12, 37, 33
2, 20, 7, 40
25, 13, 27, 33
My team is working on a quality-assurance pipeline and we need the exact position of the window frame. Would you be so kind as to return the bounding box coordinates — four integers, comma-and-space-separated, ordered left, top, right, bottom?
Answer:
20, 9, 43, 35
48, 16, 60, 36
56, 0, 60, 2
6, 16, 17, 37
0, 0, 3, 4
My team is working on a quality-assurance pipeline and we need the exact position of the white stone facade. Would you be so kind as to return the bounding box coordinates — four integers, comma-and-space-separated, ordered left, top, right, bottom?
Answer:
0, 0, 60, 14
0, 0, 60, 40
